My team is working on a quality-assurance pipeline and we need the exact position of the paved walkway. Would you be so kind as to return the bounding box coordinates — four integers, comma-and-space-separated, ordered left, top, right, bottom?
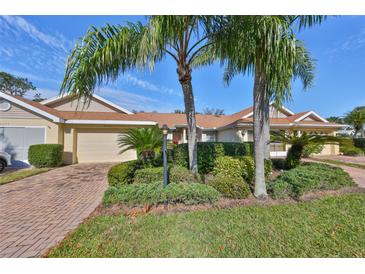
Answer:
313, 155, 365, 165
0, 163, 111, 258
306, 158, 365, 188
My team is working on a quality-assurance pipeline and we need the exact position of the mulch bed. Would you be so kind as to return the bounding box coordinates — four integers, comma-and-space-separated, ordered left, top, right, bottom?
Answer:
91, 186, 365, 218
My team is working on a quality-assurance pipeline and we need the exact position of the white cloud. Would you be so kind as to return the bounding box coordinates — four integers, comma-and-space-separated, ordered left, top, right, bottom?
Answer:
341, 29, 365, 51
1, 16, 69, 52
122, 73, 181, 97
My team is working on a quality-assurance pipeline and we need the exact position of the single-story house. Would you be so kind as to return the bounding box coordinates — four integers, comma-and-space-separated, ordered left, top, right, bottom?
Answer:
0, 91, 343, 166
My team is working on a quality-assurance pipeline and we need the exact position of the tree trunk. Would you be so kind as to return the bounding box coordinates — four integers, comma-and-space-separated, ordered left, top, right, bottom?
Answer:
264, 112, 271, 160
253, 68, 269, 198
177, 64, 198, 175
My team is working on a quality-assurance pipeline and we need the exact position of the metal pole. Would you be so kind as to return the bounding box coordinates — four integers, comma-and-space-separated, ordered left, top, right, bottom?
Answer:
163, 132, 168, 188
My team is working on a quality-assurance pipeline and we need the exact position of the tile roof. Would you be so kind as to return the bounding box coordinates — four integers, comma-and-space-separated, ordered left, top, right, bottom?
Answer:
1, 92, 343, 129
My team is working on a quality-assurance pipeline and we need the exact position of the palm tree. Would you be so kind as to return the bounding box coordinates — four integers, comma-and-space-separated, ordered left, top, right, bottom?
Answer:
60, 16, 220, 175
271, 130, 340, 169
118, 127, 163, 164
345, 107, 365, 137
215, 16, 322, 198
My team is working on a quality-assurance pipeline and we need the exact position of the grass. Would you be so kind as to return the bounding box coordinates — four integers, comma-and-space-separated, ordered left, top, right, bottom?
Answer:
313, 158, 365, 170
48, 193, 365, 258
0, 168, 50, 185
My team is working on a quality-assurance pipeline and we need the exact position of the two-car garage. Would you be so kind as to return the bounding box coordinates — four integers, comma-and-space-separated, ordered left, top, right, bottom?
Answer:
76, 128, 137, 163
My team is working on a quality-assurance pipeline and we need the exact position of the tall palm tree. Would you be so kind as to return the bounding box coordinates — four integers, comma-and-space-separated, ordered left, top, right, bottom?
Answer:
345, 107, 365, 137
118, 127, 163, 164
215, 16, 321, 198
60, 16, 219, 175
271, 130, 340, 169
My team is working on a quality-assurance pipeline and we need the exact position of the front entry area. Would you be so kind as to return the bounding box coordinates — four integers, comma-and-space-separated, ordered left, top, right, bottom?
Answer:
76, 128, 137, 163
0, 127, 45, 166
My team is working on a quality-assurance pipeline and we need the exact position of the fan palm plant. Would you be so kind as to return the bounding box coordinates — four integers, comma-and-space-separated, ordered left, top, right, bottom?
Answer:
344, 107, 365, 137
60, 16, 222, 175
118, 127, 163, 164
213, 15, 322, 197
271, 130, 340, 169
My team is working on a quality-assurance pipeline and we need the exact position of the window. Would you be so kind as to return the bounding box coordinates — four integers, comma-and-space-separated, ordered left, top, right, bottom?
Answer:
0, 99, 11, 111
204, 131, 216, 142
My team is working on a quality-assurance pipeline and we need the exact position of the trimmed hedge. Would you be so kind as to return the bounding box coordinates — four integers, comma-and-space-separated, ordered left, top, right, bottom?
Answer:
340, 146, 364, 156
268, 163, 355, 199
108, 161, 140, 187
133, 166, 200, 184
353, 138, 365, 152
206, 173, 250, 199
28, 144, 63, 168
173, 142, 253, 174
103, 182, 220, 206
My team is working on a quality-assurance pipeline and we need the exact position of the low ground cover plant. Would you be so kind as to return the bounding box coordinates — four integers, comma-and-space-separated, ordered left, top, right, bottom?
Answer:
268, 163, 355, 199
28, 144, 63, 168
103, 182, 220, 206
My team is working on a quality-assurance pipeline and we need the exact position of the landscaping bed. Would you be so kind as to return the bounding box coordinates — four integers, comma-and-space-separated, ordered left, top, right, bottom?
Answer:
47, 192, 365, 257
0, 167, 50, 185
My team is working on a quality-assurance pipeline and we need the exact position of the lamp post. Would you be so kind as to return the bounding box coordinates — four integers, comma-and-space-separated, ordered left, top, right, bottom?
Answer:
162, 124, 169, 188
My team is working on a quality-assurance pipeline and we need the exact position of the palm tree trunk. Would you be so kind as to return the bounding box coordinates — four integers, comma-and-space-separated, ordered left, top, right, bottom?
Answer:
253, 68, 269, 198
177, 64, 198, 175
264, 114, 271, 160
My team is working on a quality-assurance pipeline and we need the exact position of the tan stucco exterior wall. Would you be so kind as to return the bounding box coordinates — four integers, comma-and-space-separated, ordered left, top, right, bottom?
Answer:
48, 97, 121, 113
0, 118, 60, 144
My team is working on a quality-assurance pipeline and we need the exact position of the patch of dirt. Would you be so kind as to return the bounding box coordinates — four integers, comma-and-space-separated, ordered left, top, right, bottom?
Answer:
90, 187, 365, 218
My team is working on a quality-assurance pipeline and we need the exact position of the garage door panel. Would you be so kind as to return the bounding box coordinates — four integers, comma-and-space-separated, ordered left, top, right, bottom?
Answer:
77, 129, 137, 163
0, 127, 45, 165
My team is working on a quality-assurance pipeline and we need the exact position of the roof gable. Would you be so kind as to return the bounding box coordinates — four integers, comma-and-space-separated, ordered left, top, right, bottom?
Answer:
42, 94, 132, 114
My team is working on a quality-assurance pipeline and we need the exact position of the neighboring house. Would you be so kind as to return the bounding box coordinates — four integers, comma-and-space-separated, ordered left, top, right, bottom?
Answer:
0, 91, 344, 166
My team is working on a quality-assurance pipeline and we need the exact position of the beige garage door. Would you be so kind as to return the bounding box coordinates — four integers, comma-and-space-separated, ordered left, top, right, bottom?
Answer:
77, 128, 137, 163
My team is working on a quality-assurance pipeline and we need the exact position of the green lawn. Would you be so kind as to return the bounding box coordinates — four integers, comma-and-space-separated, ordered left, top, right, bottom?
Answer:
313, 158, 365, 170
0, 168, 50, 185
48, 193, 365, 258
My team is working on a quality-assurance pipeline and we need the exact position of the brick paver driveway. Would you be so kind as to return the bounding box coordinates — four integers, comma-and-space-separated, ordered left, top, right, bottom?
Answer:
0, 163, 111, 258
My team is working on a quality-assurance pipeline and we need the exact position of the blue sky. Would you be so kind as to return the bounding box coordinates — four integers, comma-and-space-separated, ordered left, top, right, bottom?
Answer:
0, 15, 364, 117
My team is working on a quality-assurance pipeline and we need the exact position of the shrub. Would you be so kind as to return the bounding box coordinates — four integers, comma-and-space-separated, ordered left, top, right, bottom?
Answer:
212, 156, 243, 178
169, 165, 199, 183
240, 156, 255, 182
103, 182, 220, 206
133, 165, 199, 184
108, 161, 139, 187
206, 173, 250, 199
286, 144, 303, 169
302, 143, 324, 157
173, 142, 253, 174
28, 144, 63, 168
271, 159, 288, 170
340, 146, 364, 156
268, 163, 355, 199
133, 167, 163, 184
264, 159, 273, 178
353, 138, 365, 152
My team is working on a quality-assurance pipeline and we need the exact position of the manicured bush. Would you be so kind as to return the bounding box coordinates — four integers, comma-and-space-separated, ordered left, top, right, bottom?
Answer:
285, 144, 303, 169
212, 156, 243, 178
173, 142, 253, 174
133, 167, 163, 184
28, 144, 63, 168
169, 165, 199, 183
340, 146, 364, 156
107, 161, 139, 187
206, 173, 250, 199
103, 182, 220, 206
302, 143, 324, 157
268, 163, 355, 199
240, 156, 255, 182
353, 138, 365, 152
133, 165, 199, 184
271, 158, 288, 170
